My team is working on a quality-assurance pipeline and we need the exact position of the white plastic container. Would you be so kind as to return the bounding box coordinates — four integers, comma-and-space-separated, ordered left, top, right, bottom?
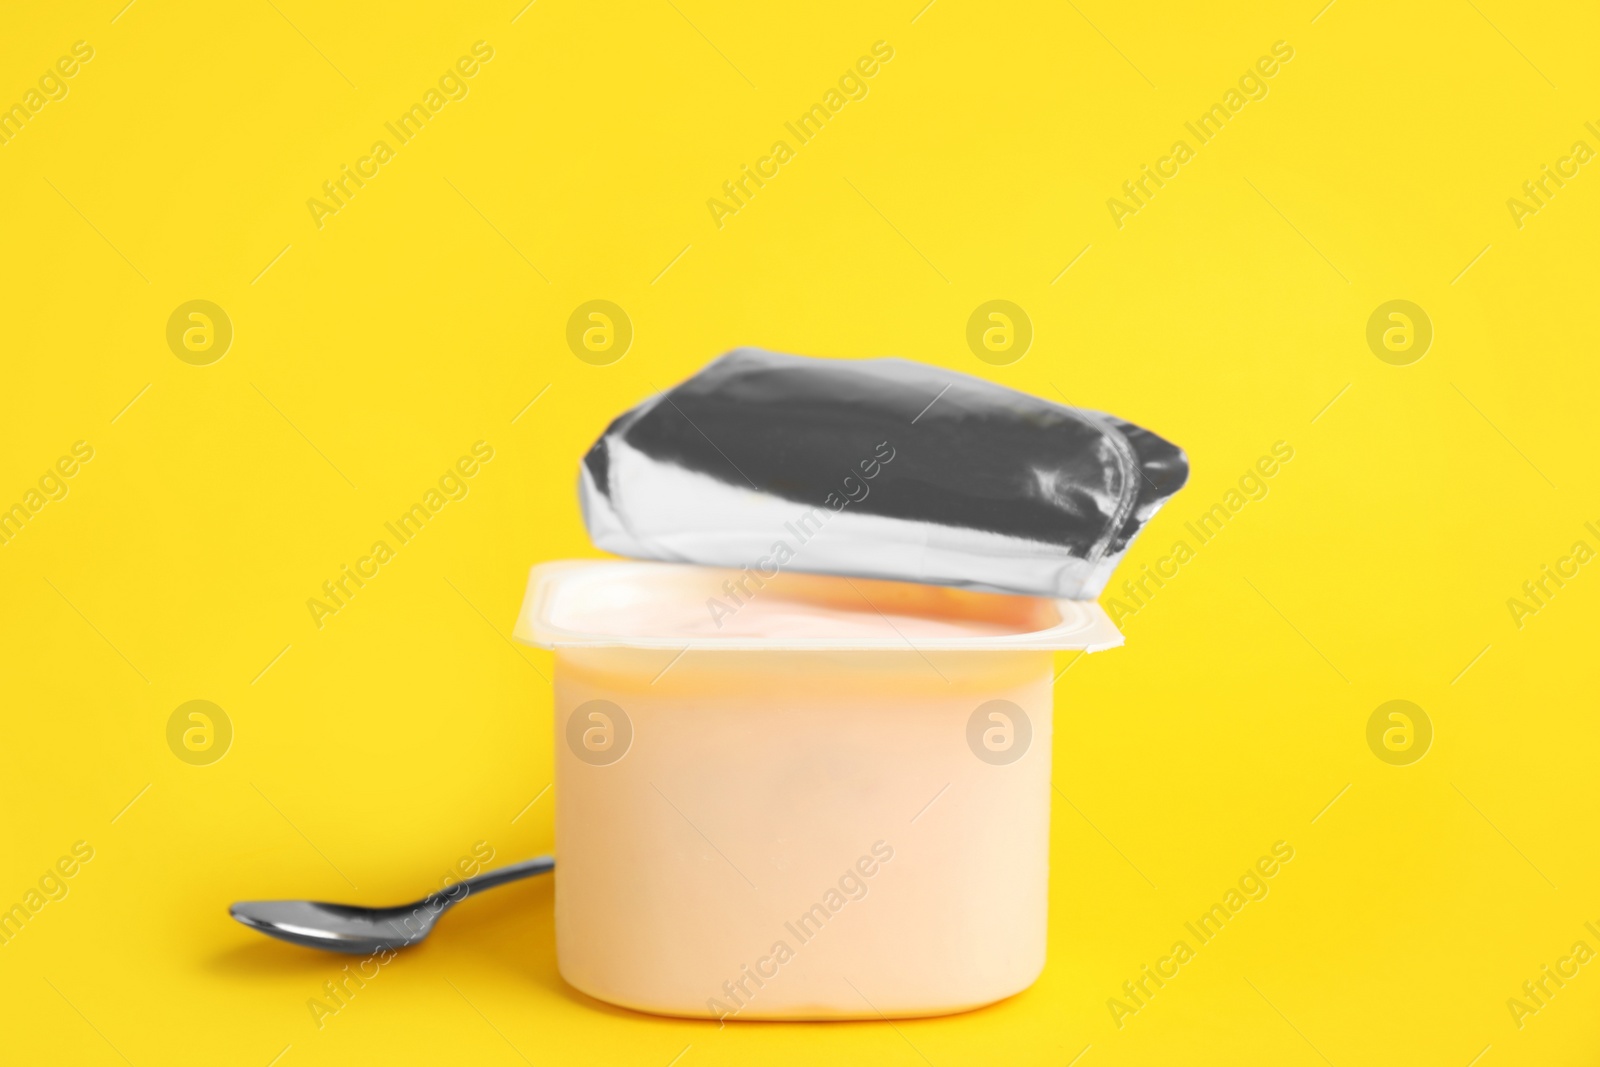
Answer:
514, 560, 1121, 1020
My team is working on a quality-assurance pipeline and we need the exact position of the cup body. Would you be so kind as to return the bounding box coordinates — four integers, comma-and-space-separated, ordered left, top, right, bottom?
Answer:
553, 646, 1053, 1020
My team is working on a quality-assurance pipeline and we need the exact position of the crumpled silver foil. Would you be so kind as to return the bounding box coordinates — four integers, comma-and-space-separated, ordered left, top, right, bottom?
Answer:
579, 349, 1188, 599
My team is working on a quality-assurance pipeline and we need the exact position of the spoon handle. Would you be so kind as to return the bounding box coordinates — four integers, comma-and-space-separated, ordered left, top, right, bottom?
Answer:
452, 855, 555, 898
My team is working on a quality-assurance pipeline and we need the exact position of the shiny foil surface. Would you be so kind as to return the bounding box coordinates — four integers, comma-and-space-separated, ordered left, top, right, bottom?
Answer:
580, 349, 1188, 598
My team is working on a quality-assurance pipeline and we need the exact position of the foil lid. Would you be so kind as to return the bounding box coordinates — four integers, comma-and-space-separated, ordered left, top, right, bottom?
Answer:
579, 349, 1188, 599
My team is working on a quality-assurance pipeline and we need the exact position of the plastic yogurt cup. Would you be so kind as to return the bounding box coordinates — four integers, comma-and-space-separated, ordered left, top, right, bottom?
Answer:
514, 560, 1121, 1020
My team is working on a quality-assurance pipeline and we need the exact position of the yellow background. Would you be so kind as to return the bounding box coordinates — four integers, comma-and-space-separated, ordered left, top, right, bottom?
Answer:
3, 0, 1597, 1063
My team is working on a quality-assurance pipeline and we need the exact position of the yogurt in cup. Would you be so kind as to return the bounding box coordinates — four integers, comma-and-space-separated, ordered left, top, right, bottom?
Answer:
514, 559, 1121, 1020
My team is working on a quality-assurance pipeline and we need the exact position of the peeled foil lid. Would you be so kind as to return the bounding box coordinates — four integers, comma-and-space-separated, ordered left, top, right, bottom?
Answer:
579, 349, 1189, 600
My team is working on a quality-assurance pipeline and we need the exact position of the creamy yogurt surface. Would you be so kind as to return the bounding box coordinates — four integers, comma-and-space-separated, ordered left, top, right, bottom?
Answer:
542, 563, 1060, 642
659, 596, 1024, 640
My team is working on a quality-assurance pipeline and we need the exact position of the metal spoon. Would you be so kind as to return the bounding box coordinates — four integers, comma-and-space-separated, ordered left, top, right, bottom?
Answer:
229, 855, 554, 954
